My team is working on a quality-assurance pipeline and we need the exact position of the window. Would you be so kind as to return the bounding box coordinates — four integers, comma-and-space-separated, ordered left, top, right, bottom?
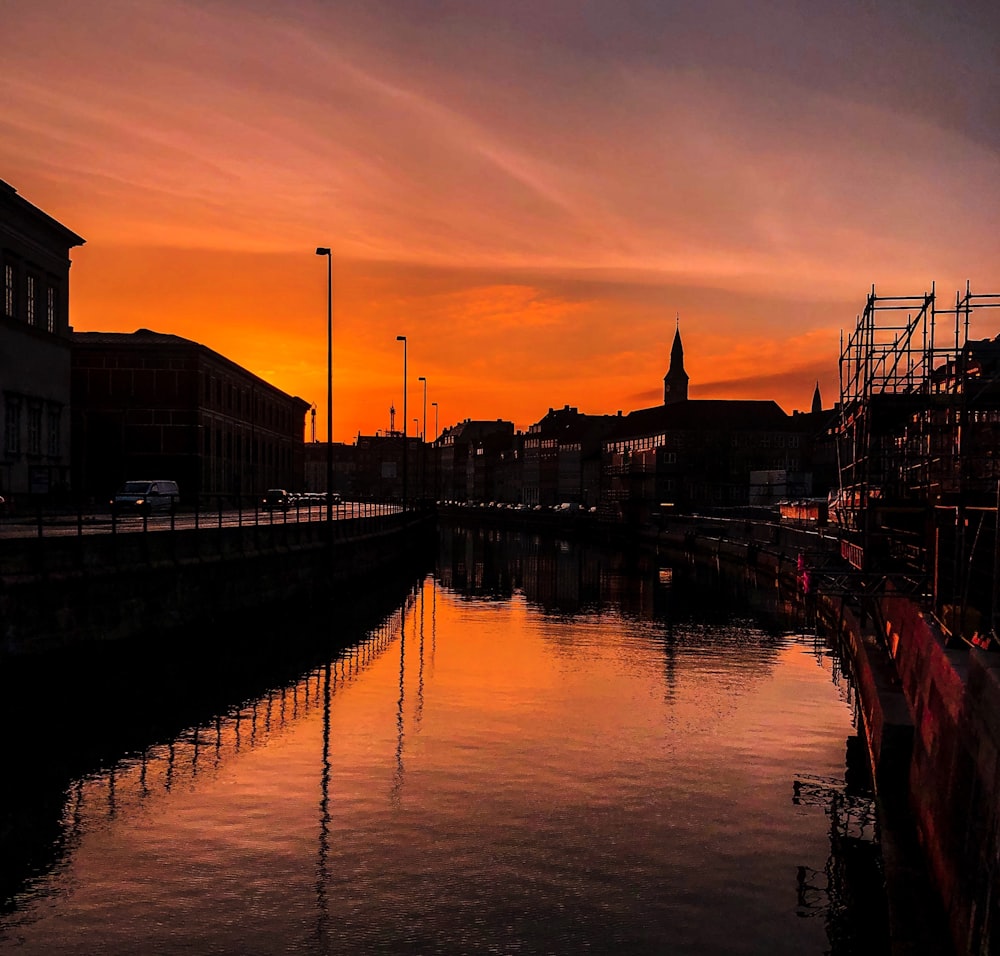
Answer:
4, 263, 14, 318
26, 275, 35, 325
5, 399, 20, 455
27, 405, 41, 455
47, 286, 56, 333
47, 406, 61, 456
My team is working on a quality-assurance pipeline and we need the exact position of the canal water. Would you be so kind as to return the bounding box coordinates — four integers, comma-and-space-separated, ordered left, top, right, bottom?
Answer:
0, 527, 887, 955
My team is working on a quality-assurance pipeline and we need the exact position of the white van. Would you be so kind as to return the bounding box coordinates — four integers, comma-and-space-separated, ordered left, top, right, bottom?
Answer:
112, 480, 180, 516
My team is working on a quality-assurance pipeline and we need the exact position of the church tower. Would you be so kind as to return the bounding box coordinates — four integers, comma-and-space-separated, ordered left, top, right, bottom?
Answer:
663, 317, 689, 405
811, 381, 822, 414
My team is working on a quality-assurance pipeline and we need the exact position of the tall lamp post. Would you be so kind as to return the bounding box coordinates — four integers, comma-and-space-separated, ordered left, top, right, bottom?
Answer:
431, 399, 439, 502
396, 335, 407, 509
418, 375, 427, 501
315, 247, 333, 522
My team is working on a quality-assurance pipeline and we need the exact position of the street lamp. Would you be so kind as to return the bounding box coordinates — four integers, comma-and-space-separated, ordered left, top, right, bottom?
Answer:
315, 247, 333, 522
430, 400, 439, 503
418, 376, 427, 441
418, 375, 427, 501
396, 335, 407, 508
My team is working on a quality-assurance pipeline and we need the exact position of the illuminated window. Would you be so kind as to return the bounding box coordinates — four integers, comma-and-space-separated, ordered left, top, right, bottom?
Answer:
47, 407, 60, 456
26, 275, 35, 325
47, 287, 56, 333
27, 406, 41, 455
5, 400, 20, 455
4, 264, 14, 317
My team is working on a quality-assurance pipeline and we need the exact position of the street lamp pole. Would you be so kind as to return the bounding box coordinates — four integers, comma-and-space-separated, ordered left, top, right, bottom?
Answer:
430, 399, 439, 502
396, 335, 407, 509
418, 376, 427, 442
418, 375, 427, 501
315, 247, 333, 522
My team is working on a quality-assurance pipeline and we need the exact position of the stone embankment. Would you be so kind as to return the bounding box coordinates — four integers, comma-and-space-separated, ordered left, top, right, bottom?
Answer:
652, 513, 993, 956
0, 512, 434, 656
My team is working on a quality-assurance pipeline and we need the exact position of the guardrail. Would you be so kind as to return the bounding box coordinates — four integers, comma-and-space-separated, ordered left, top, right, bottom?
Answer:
0, 495, 407, 538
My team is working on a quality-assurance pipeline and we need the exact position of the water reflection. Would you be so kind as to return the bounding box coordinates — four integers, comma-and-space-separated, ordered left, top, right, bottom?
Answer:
437, 523, 802, 628
42, 609, 404, 853
438, 524, 888, 955
0, 569, 425, 920
0, 528, 890, 955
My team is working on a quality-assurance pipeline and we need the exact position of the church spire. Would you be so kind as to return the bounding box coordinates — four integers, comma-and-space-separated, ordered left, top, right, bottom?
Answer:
663, 313, 689, 405
811, 381, 822, 414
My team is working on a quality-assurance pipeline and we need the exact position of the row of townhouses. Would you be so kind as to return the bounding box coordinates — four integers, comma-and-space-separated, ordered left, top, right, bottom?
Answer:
310, 326, 836, 522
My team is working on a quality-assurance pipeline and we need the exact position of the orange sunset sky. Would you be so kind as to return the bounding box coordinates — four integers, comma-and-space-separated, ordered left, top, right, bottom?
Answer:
4, 0, 1000, 441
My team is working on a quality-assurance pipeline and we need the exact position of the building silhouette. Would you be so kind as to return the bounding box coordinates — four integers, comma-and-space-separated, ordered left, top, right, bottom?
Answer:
600, 320, 827, 521
0, 180, 85, 502
72, 330, 309, 503
437, 419, 515, 503
663, 318, 689, 404
523, 405, 617, 508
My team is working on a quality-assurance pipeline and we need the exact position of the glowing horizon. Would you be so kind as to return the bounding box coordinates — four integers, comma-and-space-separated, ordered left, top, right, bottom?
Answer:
4, 0, 999, 439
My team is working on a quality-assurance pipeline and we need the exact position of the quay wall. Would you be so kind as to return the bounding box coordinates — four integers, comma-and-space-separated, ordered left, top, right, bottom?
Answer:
650, 513, 995, 956
0, 514, 434, 656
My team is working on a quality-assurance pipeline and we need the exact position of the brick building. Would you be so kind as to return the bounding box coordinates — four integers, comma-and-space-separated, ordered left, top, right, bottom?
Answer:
72, 330, 309, 503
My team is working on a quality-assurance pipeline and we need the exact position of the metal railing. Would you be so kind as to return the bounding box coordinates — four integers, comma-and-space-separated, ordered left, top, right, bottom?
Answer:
0, 495, 407, 539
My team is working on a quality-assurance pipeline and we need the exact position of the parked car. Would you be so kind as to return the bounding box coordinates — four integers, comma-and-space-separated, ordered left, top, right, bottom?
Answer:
112, 480, 180, 516
262, 488, 290, 512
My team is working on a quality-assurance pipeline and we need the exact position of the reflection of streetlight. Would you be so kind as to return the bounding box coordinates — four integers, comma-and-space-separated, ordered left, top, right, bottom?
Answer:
396, 335, 407, 508
315, 247, 333, 521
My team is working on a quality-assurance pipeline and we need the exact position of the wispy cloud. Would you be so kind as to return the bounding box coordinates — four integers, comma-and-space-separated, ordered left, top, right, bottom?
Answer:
3, 0, 998, 436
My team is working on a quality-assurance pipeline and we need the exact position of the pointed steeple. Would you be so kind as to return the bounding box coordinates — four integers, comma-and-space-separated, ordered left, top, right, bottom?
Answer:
663, 313, 689, 405
811, 381, 822, 414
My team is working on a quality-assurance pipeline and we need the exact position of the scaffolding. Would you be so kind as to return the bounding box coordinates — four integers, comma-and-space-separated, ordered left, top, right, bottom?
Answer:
832, 282, 1000, 639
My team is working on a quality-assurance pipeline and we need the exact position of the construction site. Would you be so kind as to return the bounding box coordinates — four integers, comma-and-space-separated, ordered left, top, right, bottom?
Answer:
830, 282, 1000, 647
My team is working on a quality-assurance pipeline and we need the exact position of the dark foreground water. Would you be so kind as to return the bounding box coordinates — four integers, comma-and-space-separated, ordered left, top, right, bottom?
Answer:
0, 529, 887, 954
